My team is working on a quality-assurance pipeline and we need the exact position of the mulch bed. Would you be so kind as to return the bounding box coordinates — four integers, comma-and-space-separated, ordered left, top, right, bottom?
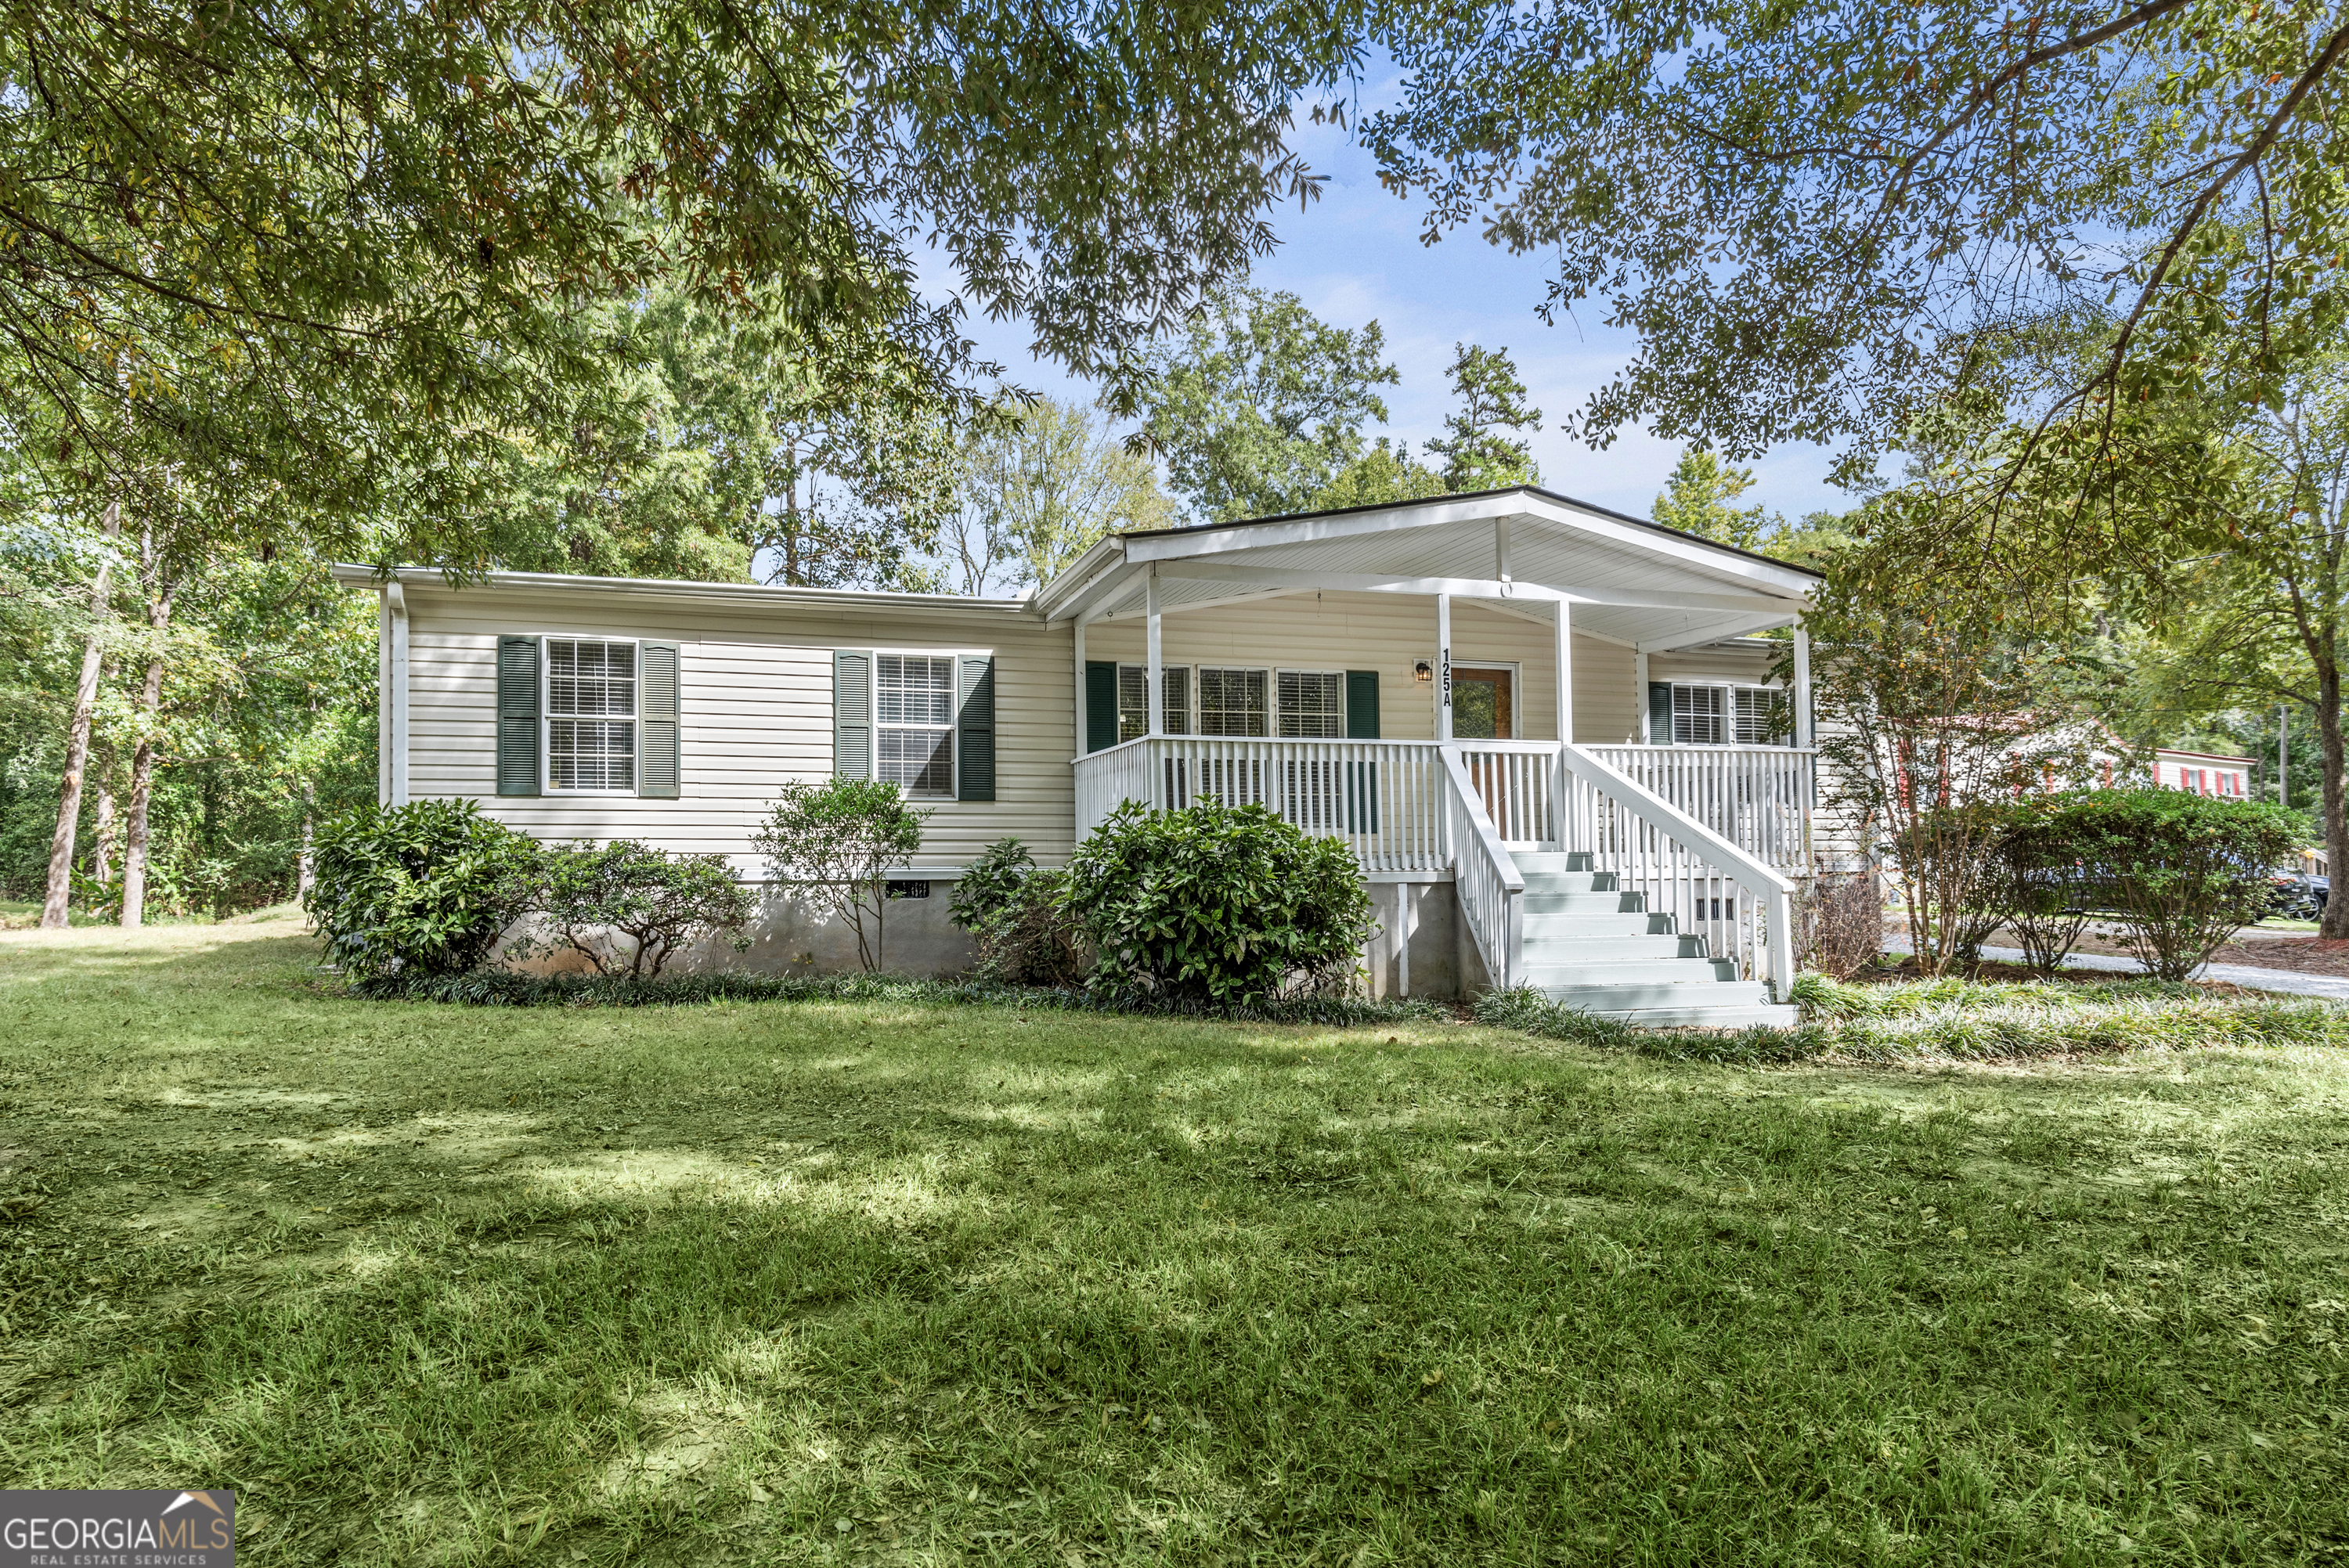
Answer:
2199, 937, 2349, 976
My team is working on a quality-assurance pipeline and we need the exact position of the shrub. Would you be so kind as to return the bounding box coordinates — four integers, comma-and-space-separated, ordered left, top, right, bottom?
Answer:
947, 839, 1085, 986
1794, 864, 1883, 979
2036, 788, 2304, 979
752, 778, 926, 970
1990, 793, 2098, 973
304, 801, 541, 980
1063, 798, 1374, 1008
524, 840, 755, 979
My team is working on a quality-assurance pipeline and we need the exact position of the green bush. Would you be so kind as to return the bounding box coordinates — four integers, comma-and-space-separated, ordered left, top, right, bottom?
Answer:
1987, 793, 2099, 972
752, 778, 926, 971
947, 838, 1085, 986
304, 801, 542, 980
524, 840, 755, 979
1062, 798, 1374, 1008
2033, 788, 2303, 980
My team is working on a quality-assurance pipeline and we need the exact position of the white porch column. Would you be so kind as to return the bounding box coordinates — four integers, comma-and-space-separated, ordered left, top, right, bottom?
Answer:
1634, 651, 1651, 744
1145, 568, 1164, 736
1435, 593, 1452, 742
1792, 626, 1814, 748
1554, 600, 1573, 744
1073, 615, 1088, 758
1395, 881, 1412, 998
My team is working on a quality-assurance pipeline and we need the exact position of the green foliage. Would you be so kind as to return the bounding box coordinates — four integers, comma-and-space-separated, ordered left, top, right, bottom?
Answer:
1062, 798, 1373, 1008
1425, 343, 1542, 492
525, 841, 756, 980
2029, 788, 2305, 981
752, 779, 926, 971
1651, 448, 1770, 551
304, 802, 541, 981
938, 400, 1174, 595
1134, 287, 1402, 522
1363, 4, 2349, 470
944, 838, 1084, 985
1307, 438, 1446, 510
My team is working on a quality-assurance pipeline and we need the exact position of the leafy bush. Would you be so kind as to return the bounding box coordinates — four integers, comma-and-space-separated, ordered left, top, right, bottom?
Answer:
523, 840, 755, 979
752, 778, 926, 970
1989, 793, 2099, 973
1062, 798, 1373, 1008
304, 801, 541, 980
2033, 789, 2304, 979
947, 837, 1085, 985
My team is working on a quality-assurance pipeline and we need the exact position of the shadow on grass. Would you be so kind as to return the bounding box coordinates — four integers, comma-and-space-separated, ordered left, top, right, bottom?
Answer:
2, 929, 2347, 1564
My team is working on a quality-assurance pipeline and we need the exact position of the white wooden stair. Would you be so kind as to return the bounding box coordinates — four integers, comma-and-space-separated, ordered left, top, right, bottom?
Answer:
1514, 852, 1802, 1029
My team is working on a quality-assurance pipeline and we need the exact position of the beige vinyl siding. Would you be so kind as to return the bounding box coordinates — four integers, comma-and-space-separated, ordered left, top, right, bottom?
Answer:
1648, 640, 1784, 687
1082, 591, 1641, 743
399, 581, 1075, 871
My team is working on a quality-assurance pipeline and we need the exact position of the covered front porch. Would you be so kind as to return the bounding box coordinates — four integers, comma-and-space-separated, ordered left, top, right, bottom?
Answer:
1038, 489, 1823, 1011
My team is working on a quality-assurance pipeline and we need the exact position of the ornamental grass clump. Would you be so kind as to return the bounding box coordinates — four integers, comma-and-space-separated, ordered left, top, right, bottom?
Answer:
1063, 798, 1374, 1009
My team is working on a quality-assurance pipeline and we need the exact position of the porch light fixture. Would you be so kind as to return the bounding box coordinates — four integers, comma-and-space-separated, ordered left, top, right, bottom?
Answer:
1413, 660, 1433, 683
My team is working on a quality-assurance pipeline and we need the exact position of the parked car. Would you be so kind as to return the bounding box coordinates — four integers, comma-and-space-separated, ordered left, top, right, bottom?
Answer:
2267, 871, 2329, 921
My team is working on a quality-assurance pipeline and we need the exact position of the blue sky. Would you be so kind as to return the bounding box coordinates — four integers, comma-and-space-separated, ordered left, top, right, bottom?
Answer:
940, 89, 1850, 527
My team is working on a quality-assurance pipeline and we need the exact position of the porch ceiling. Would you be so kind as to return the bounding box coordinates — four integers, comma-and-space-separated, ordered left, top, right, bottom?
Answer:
1037, 487, 1817, 651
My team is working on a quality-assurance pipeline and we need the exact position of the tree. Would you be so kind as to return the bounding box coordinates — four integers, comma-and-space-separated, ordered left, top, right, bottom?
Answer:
2123, 353, 2349, 936
1135, 288, 1402, 522
939, 400, 1174, 596
1652, 449, 1772, 552
1364, 2, 2349, 471
1308, 439, 1447, 510
5, 0, 1360, 568
1426, 344, 1542, 492
753, 779, 926, 971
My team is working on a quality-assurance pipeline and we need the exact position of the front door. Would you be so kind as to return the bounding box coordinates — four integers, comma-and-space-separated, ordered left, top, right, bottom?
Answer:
1451, 668, 1514, 740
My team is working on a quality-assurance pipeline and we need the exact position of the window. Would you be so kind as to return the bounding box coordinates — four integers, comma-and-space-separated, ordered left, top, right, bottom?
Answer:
1117, 665, 1191, 740
1197, 667, 1269, 737
1672, 683, 1727, 746
1278, 670, 1345, 738
877, 654, 956, 797
1672, 682, 1792, 746
546, 639, 637, 791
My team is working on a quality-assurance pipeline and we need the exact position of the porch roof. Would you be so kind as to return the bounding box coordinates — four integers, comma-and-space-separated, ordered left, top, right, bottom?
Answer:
1035, 486, 1819, 652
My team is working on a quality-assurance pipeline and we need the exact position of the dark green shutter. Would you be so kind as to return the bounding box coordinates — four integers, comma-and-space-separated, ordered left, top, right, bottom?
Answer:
1345, 670, 1380, 739
639, 640, 680, 798
957, 654, 996, 801
1648, 682, 1673, 746
496, 636, 540, 796
1084, 661, 1118, 752
834, 650, 872, 779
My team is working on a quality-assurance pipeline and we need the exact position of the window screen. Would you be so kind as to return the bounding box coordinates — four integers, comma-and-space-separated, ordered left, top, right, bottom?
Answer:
1671, 683, 1727, 746
1278, 670, 1345, 738
877, 654, 955, 797
546, 640, 637, 790
1117, 665, 1190, 740
1196, 667, 1269, 737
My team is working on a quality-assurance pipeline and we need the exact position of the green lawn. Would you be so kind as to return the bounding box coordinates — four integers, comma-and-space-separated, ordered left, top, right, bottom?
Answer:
2, 922, 2346, 1565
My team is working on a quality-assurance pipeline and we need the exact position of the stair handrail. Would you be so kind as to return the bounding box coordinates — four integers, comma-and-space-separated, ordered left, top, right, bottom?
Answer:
1558, 743, 1799, 1001
1439, 744, 1525, 990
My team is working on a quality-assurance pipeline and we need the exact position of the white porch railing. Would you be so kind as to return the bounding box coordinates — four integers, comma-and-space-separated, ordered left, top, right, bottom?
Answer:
1074, 736, 1451, 874
1559, 744, 1798, 1000
1442, 745, 1526, 989
1581, 744, 1815, 873
1070, 737, 1803, 1000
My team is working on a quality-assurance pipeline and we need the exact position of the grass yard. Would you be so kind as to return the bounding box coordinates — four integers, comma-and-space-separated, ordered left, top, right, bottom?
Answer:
2, 923, 2347, 1566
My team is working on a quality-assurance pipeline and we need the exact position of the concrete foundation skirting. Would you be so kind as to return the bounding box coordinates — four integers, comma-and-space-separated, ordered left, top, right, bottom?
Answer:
514, 874, 1489, 999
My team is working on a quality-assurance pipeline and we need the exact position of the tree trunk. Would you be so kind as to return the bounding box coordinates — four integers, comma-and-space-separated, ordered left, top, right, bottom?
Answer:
2318, 656, 2348, 939
92, 765, 117, 888
297, 800, 316, 900
38, 503, 119, 926
119, 585, 174, 929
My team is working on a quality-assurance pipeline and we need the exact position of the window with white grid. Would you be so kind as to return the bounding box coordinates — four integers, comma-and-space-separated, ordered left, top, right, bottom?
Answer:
1118, 665, 1191, 740
546, 639, 637, 791
1278, 670, 1344, 737
1197, 667, 1269, 737
877, 654, 955, 797
1734, 687, 1792, 746
1671, 683, 1727, 746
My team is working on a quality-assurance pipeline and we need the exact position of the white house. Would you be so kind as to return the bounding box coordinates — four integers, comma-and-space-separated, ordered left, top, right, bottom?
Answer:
341, 487, 1822, 1023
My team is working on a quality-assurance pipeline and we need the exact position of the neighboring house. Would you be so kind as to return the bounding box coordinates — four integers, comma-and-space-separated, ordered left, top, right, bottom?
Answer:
341, 487, 1822, 1022
2145, 748, 2255, 798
